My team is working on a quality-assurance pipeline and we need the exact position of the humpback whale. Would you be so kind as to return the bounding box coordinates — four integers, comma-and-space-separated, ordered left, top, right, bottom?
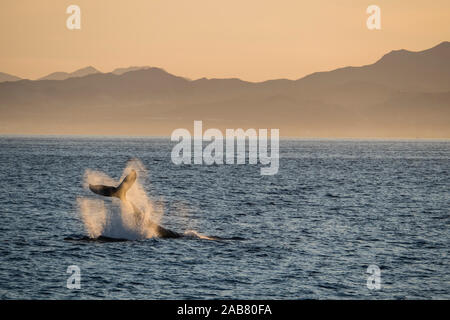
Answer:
83, 167, 243, 241
89, 169, 182, 238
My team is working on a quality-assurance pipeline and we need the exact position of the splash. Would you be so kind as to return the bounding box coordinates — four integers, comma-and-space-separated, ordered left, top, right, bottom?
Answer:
77, 160, 164, 240
184, 230, 219, 240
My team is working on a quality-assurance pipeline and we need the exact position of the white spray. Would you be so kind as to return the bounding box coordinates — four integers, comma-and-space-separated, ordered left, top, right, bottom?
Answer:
77, 159, 218, 241
77, 160, 164, 240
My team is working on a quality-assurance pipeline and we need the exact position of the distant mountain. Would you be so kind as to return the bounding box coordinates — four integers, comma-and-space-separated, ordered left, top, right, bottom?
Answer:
39, 66, 100, 81
297, 41, 450, 92
112, 66, 150, 75
0, 72, 21, 83
0, 42, 449, 138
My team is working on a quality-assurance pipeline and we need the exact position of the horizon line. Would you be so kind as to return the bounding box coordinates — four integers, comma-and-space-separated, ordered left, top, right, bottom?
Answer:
1, 133, 449, 142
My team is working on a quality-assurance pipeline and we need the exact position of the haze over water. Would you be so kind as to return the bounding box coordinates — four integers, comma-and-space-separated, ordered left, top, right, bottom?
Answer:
0, 137, 448, 299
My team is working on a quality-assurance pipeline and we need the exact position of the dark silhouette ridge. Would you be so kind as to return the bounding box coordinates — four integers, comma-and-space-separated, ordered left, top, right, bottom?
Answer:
0, 42, 449, 138
0, 72, 21, 83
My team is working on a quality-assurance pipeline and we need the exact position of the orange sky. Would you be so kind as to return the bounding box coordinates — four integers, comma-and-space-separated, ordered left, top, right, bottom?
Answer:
0, 0, 449, 81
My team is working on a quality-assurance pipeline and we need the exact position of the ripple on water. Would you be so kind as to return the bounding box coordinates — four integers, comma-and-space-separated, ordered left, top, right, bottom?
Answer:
0, 138, 448, 299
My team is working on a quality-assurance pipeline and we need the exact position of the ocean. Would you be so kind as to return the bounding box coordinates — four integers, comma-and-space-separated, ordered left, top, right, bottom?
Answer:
0, 137, 448, 299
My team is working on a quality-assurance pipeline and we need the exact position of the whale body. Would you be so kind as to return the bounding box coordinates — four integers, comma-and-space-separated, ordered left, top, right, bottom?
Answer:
89, 170, 182, 238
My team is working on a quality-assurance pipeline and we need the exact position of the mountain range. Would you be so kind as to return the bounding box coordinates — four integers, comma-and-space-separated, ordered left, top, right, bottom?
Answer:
0, 66, 152, 82
38, 66, 100, 81
0, 72, 21, 83
0, 42, 449, 138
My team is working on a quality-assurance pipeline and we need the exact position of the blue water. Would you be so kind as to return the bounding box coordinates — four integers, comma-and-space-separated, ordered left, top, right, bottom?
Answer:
0, 137, 448, 299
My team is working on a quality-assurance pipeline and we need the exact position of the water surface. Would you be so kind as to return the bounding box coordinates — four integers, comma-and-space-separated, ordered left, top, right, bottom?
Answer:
0, 137, 448, 299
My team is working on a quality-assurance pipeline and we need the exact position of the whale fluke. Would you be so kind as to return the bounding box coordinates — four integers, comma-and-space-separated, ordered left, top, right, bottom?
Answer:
89, 170, 137, 201
86, 168, 222, 240
89, 169, 183, 238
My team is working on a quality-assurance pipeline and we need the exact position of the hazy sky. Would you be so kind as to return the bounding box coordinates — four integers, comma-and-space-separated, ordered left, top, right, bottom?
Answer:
0, 0, 449, 81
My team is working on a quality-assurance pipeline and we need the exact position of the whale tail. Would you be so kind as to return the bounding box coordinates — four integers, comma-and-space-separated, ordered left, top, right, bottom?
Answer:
89, 170, 137, 201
